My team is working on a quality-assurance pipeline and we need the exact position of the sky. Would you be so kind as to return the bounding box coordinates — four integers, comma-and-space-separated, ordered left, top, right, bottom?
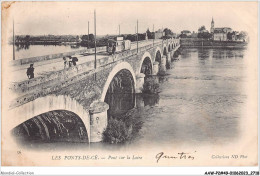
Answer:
3, 1, 258, 36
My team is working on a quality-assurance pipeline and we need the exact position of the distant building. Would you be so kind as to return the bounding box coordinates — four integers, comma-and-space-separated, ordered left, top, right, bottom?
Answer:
213, 27, 232, 41
154, 29, 165, 39
172, 33, 177, 38
191, 31, 198, 38
181, 30, 191, 36
232, 31, 240, 41
211, 18, 232, 41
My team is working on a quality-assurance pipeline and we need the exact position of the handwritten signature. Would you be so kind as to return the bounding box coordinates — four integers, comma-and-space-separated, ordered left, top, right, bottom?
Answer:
155, 151, 196, 163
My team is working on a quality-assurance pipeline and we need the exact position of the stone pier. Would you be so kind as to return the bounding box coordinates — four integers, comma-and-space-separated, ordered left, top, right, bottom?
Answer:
89, 102, 109, 142
135, 73, 145, 93
153, 61, 159, 75
166, 52, 171, 69
159, 56, 167, 75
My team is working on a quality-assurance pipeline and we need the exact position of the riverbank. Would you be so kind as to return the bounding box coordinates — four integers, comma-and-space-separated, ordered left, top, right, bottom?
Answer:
180, 38, 247, 48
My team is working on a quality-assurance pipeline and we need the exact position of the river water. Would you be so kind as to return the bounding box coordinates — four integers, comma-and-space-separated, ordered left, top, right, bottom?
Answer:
13, 47, 247, 151
9, 44, 88, 60
130, 47, 247, 148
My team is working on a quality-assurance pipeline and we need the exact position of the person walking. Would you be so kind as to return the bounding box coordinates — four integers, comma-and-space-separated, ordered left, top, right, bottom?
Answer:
26, 64, 35, 79
68, 56, 73, 67
63, 56, 68, 69
72, 57, 78, 66
112, 44, 116, 55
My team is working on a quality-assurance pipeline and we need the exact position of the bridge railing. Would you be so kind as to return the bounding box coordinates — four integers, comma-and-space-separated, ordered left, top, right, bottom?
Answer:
10, 40, 173, 94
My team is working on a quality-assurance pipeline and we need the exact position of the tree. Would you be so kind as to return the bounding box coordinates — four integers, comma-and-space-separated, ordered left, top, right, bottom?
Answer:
237, 31, 248, 41
81, 34, 94, 42
179, 33, 188, 38
198, 26, 206, 33
227, 31, 236, 41
89, 34, 95, 41
163, 28, 174, 36
15, 36, 21, 42
126, 34, 137, 42
81, 35, 88, 41
137, 33, 146, 40
24, 35, 31, 43
198, 32, 212, 39
146, 28, 153, 39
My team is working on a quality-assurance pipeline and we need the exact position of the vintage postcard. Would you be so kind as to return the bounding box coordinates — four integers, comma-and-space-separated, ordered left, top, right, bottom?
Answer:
1, 1, 258, 168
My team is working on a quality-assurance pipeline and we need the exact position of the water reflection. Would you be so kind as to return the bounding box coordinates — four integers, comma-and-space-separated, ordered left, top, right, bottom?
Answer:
15, 43, 30, 51
212, 48, 245, 59
10, 44, 88, 60
179, 48, 198, 59
198, 48, 210, 60
106, 91, 160, 118
136, 93, 159, 108
106, 93, 136, 118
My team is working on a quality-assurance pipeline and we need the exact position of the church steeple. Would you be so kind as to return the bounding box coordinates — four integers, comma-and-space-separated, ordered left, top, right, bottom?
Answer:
210, 17, 214, 33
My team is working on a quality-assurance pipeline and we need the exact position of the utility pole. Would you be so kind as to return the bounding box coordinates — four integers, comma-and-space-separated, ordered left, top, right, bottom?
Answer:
88, 21, 89, 49
94, 10, 97, 80
137, 20, 138, 53
119, 25, 120, 35
153, 24, 154, 46
13, 19, 15, 60
135, 26, 136, 42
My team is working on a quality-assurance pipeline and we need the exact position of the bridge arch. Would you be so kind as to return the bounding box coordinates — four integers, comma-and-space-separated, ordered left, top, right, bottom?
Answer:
154, 47, 162, 64
100, 62, 136, 102
10, 95, 90, 141
154, 50, 162, 64
139, 52, 153, 76
162, 43, 167, 56
163, 47, 167, 56
12, 110, 89, 143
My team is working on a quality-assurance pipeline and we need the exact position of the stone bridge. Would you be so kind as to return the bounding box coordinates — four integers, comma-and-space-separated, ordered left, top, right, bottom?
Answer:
8, 38, 180, 143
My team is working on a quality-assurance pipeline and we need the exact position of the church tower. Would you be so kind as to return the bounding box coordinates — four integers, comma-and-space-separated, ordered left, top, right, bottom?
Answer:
210, 17, 214, 33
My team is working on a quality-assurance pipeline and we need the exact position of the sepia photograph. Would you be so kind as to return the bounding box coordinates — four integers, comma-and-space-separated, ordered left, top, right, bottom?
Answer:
1, 1, 258, 173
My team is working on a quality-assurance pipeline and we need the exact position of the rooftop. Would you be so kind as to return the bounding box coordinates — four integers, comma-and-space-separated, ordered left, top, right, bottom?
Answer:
214, 27, 232, 33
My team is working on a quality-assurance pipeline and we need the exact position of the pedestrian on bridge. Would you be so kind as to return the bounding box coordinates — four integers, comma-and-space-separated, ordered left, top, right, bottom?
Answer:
72, 57, 78, 66
26, 64, 34, 79
63, 56, 69, 69
68, 56, 73, 67
112, 44, 116, 55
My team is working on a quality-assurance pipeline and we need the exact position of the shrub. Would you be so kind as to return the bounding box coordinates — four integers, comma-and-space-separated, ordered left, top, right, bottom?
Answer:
143, 77, 160, 94
102, 109, 143, 144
